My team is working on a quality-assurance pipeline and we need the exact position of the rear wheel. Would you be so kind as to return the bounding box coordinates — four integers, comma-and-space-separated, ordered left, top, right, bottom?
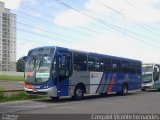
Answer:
121, 84, 128, 95
50, 97, 59, 100
73, 86, 84, 101
100, 93, 108, 96
117, 84, 128, 96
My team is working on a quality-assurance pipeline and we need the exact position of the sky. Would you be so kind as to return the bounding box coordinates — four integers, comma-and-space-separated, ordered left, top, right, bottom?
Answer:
1, 0, 160, 63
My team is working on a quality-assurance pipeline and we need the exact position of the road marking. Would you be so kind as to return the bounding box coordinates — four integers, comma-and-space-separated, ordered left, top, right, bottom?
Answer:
54, 106, 74, 109
0, 103, 64, 108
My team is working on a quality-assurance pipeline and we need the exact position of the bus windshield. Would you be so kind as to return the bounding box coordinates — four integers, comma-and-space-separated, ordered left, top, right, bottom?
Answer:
142, 66, 153, 73
142, 74, 152, 83
25, 56, 52, 83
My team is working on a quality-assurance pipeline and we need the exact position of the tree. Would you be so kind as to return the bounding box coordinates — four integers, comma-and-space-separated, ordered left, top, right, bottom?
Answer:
17, 56, 27, 72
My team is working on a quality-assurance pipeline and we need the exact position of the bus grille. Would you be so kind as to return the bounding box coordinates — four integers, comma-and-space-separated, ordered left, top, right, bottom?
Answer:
26, 91, 47, 95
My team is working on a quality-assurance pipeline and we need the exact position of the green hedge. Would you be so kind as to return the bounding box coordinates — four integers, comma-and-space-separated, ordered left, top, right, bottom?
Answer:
0, 75, 24, 81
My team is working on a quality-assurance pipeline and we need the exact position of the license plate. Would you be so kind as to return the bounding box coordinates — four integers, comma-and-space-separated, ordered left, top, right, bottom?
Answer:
32, 89, 37, 93
32, 86, 37, 93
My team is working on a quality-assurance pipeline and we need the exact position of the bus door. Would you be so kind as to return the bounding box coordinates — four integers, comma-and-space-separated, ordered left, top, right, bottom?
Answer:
56, 53, 72, 96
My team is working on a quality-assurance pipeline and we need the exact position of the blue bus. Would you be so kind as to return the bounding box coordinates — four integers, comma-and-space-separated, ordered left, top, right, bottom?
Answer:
24, 46, 142, 100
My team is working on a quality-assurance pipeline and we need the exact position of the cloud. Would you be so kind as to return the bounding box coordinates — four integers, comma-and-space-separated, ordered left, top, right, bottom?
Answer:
0, 0, 22, 10
54, 9, 92, 28
33, 27, 45, 34
29, 11, 41, 17
67, 32, 160, 62
17, 42, 34, 60
45, 1, 60, 8
28, 0, 37, 5
53, 0, 160, 28
85, 0, 160, 23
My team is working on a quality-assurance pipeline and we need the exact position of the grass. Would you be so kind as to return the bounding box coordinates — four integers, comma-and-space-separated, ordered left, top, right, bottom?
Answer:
0, 90, 44, 103
0, 87, 5, 100
0, 75, 24, 81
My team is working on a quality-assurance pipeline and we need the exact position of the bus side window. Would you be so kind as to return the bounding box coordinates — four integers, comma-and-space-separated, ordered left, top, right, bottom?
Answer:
88, 56, 100, 71
74, 53, 87, 71
112, 59, 121, 72
128, 62, 136, 74
58, 53, 72, 78
136, 63, 142, 74
100, 57, 112, 72
52, 59, 57, 79
122, 61, 132, 73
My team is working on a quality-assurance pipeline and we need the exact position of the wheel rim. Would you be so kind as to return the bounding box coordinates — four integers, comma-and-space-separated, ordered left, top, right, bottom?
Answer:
123, 85, 127, 94
76, 89, 83, 97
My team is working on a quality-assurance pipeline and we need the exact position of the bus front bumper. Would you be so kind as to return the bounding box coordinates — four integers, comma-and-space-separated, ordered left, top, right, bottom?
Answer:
141, 83, 154, 89
24, 86, 57, 97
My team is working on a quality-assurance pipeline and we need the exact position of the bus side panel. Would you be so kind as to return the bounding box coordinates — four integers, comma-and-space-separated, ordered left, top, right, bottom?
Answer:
96, 73, 122, 93
97, 73, 141, 93
69, 71, 90, 96
69, 72, 141, 96
153, 81, 160, 89
127, 74, 141, 90
109, 73, 124, 93
57, 78, 69, 96
90, 72, 123, 94
90, 72, 104, 94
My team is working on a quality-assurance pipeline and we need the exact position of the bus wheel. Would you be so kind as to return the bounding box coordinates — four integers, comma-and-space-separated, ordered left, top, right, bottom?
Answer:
73, 86, 84, 101
100, 93, 108, 96
120, 84, 128, 96
141, 88, 146, 91
50, 97, 59, 100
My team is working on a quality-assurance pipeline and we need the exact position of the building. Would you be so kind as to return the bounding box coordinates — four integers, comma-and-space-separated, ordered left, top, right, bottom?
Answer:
0, 2, 16, 71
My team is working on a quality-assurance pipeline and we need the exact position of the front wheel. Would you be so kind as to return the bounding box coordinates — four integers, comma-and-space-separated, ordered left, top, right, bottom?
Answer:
73, 86, 84, 101
141, 88, 146, 91
50, 97, 59, 100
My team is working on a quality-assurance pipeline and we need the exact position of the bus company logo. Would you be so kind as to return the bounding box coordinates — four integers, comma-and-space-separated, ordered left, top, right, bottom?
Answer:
90, 73, 101, 79
91, 74, 94, 79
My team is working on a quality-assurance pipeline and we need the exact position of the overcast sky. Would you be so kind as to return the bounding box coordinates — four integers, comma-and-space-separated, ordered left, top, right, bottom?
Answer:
1, 0, 160, 63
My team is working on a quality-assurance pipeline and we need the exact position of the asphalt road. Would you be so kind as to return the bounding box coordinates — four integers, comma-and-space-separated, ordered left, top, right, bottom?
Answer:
0, 90, 160, 114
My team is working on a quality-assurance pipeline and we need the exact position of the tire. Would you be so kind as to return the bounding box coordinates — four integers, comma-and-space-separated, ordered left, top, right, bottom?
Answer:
141, 88, 146, 91
73, 86, 84, 101
118, 84, 128, 96
50, 97, 59, 100
100, 93, 108, 96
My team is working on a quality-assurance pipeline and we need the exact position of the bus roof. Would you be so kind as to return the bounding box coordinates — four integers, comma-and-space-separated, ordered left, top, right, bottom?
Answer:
28, 46, 141, 63
143, 63, 160, 66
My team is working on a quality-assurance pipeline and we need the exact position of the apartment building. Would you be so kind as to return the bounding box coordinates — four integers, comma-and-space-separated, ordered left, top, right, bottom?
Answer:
0, 2, 16, 71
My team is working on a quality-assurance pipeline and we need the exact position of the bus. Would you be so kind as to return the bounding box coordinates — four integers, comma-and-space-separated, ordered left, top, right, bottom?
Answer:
141, 63, 160, 91
24, 46, 142, 100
